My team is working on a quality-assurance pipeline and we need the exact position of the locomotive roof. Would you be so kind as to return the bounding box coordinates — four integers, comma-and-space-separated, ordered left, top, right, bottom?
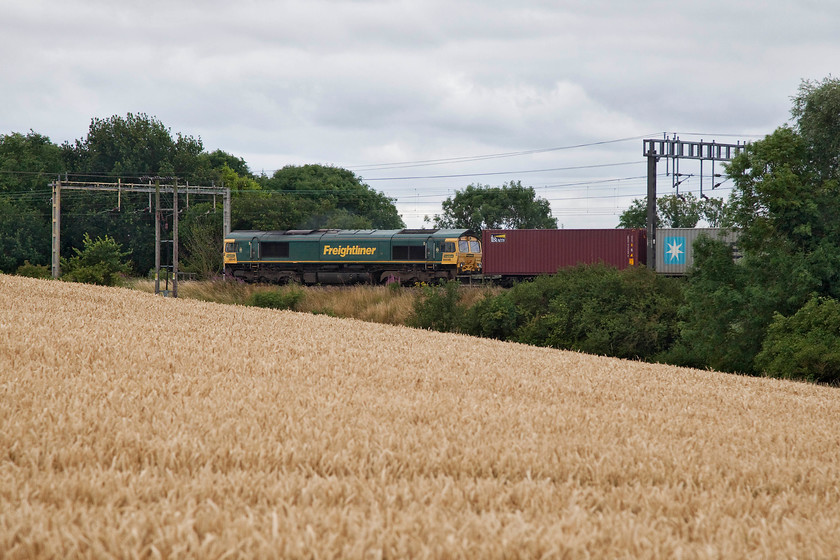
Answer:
226, 228, 476, 240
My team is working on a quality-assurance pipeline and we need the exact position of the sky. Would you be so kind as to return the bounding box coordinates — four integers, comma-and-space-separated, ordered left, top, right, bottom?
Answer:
2, 0, 839, 228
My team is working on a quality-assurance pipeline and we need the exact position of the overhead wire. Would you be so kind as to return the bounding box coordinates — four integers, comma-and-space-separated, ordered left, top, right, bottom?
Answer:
0, 131, 745, 222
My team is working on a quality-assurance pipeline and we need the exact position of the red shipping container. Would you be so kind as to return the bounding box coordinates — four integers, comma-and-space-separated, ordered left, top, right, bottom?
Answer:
481, 229, 647, 276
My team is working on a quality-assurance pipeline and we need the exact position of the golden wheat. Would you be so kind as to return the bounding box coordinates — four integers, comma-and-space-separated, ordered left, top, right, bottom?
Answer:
2, 273, 839, 558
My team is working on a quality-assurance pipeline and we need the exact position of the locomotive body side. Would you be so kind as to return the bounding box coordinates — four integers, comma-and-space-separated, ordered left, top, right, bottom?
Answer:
223, 228, 481, 284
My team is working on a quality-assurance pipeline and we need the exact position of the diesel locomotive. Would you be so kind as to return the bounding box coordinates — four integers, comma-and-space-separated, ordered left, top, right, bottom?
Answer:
223, 228, 482, 285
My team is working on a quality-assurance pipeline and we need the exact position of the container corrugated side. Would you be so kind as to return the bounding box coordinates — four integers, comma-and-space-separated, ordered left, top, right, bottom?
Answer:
656, 228, 739, 275
482, 229, 646, 276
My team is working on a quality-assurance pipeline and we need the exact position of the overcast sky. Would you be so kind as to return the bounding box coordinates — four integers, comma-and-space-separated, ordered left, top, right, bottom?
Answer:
2, 0, 838, 227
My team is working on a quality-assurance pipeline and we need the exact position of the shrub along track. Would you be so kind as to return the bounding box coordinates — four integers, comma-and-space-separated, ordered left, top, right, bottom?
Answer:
1, 274, 839, 558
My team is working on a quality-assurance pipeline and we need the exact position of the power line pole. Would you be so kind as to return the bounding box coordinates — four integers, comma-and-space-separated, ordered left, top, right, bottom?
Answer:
154, 178, 161, 294
172, 178, 179, 298
646, 148, 657, 270
51, 179, 61, 278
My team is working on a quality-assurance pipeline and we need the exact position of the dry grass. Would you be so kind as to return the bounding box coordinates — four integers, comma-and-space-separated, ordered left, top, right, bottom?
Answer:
129, 279, 502, 326
294, 285, 417, 325
2, 274, 840, 558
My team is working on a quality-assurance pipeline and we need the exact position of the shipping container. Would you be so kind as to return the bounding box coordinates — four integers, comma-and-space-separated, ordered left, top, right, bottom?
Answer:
656, 228, 739, 275
481, 229, 647, 276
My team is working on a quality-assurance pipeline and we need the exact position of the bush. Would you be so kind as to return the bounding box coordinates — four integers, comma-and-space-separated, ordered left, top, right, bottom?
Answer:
458, 265, 684, 362
515, 265, 682, 360
247, 288, 304, 311
461, 294, 519, 339
408, 281, 463, 332
61, 233, 132, 286
16, 260, 51, 279
756, 297, 840, 384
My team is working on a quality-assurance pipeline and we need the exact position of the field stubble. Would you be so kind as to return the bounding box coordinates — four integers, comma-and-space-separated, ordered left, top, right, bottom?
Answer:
2, 274, 840, 558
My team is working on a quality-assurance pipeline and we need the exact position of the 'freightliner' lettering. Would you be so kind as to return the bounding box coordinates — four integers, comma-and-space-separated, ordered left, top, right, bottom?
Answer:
323, 244, 377, 257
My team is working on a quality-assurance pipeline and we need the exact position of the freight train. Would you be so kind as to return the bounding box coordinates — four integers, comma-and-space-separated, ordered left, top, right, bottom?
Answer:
223, 227, 737, 285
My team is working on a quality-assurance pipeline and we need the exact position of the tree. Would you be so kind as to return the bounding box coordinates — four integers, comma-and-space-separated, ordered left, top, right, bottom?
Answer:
62, 113, 204, 179
0, 198, 49, 273
432, 181, 557, 232
181, 202, 224, 279
617, 193, 725, 229
0, 131, 64, 272
671, 76, 840, 377
756, 296, 840, 384
791, 76, 840, 181
202, 149, 254, 179
259, 164, 404, 230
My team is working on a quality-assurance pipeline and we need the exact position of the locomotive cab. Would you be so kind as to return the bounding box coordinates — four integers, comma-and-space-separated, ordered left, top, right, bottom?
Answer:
223, 239, 238, 264
441, 234, 482, 273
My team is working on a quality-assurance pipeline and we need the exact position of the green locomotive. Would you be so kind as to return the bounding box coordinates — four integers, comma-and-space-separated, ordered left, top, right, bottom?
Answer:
223, 228, 482, 284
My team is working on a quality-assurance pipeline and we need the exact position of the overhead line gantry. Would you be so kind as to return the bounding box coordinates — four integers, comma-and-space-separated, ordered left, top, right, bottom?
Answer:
50, 178, 230, 297
643, 136, 748, 270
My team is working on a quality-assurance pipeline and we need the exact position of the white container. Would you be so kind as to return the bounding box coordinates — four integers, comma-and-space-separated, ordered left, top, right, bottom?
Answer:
656, 228, 739, 275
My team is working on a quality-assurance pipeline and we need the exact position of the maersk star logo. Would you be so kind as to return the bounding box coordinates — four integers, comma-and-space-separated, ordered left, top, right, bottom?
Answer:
664, 237, 686, 265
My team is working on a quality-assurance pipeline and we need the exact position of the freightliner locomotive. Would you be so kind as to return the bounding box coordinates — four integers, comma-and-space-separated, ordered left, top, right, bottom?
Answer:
223, 228, 482, 285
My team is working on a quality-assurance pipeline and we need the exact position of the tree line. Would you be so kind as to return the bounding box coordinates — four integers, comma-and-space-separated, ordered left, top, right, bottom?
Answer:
0, 113, 558, 279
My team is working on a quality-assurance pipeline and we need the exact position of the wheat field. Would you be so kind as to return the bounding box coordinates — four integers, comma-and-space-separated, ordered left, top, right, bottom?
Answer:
2, 274, 839, 558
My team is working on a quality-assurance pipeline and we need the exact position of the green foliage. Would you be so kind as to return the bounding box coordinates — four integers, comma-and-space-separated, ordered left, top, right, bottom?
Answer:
433, 181, 557, 232
247, 288, 304, 311
0, 198, 50, 273
181, 202, 224, 279
663, 237, 761, 373
16, 260, 51, 279
791, 76, 840, 181
219, 163, 261, 191
259, 164, 404, 230
61, 233, 132, 286
618, 193, 726, 229
201, 149, 254, 179
457, 266, 683, 361
0, 131, 63, 273
0, 131, 64, 193
756, 297, 840, 384
63, 113, 203, 179
461, 294, 519, 339
510, 266, 682, 360
408, 281, 463, 332
663, 76, 840, 380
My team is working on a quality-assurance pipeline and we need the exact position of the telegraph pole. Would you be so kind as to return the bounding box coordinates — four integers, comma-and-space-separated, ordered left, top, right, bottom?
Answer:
154, 178, 161, 294
172, 179, 178, 298
51, 179, 61, 278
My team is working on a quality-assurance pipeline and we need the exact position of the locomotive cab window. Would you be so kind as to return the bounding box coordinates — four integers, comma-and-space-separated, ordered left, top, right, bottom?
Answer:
458, 240, 470, 253
441, 242, 456, 253
224, 242, 236, 253
470, 240, 481, 253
